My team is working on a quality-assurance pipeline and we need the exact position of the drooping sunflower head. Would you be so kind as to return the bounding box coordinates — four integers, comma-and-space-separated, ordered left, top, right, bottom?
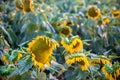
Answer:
86, 5, 101, 20
115, 67, 120, 78
61, 36, 83, 54
102, 17, 110, 24
100, 57, 111, 65
14, 0, 23, 11
22, 0, 32, 14
90, 59, 100, 66
90, 57, 111, 66
58, 26, 72, 37
66, 53, 89, 71
112, 10, 120, 18
55, 21, 63, 27
102, 65, 115, 80
62, 20, 73, 26
27, 36, 59, 70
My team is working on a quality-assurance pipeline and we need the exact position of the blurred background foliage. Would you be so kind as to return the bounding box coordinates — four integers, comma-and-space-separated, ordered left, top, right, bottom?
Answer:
0, 0, 120, 80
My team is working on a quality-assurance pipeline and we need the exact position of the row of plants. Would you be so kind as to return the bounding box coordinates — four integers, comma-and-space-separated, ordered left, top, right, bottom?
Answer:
0, 0, 120, 80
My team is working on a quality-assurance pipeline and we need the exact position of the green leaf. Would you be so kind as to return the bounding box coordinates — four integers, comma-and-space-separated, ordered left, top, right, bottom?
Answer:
76, 69, 88, 80
103, 49, 112, 56
21, 22, 29, 33
37, 71, 46, 80
8, 55, 33, 79
0, 65, 16, 76
18, 55, 33, 74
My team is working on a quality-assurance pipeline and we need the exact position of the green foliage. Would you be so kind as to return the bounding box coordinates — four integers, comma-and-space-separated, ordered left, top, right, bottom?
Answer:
0, 0, 120, 80
8, 55, 33, 79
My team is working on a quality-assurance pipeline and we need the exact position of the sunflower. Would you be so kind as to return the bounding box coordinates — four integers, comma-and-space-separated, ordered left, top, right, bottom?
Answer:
66, 53, 89, 71
27, 36, 59, 70
22, 0, 32, 14
15, 0, 34, 14
55, 21, 62, 27
112, 10, 120, 18
58, 26, 72, 37
61, 36, 83, 54
90, 57, 111, 66
1, 55, 9, 64
69, 37, 83, 53
102, 17, 110, 24
90, 59, 100, 66
115, 67, 120, 79
86, 5, 100, 20
62, 20, 73, 26
14, 0, 23, 11
102, 66, 115, 80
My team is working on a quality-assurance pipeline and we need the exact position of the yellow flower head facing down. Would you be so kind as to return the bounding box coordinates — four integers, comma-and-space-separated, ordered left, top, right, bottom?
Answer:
90, 57, 111, 66
1, 55, 9, 64
22, 0, 32, 14
90, 59, 100, 66
62, 20, 73, 26
115, 67, 120, 78
58, 26, 72, 37
112, 10, 120, 18
102, 66, 115, 80
27, 36, 59, 70
55, 22, 62, 27
87, 5, 101, 20
61, 36, 83, 54
14, 0, 34, 14
102, 17, 110, 24
14, 0, 23, 11
66, 53, 89, 71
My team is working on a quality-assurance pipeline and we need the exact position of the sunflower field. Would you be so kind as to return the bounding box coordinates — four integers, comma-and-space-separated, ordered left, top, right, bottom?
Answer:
0, 0, 120, 80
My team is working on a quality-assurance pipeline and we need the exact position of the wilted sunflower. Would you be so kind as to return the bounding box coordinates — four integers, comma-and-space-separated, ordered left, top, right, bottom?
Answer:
15, 0, 34, 14
62, 20, 73, 26
61, 36, 83, 53
58, 26, 72, 37
102, 66, 115, 80
66, 53, 89, 71
90, 57, 111, 66
102, 17, 110, 24
115, 67, 120, 79
27, 36, 59, 70
55, 21, 62, 27
112, 10, 120, 18
22, 0, 32, 14
14, 0, 23, 11
86, 5, 100, 20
